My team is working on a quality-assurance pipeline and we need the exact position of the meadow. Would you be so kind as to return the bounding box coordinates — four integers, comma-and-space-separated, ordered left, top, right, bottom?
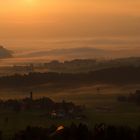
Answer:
0, 84, 140, 139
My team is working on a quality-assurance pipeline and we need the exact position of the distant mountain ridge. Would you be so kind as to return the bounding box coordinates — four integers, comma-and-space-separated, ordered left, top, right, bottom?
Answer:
19, 47, 140, 60
19, 47, 108, 60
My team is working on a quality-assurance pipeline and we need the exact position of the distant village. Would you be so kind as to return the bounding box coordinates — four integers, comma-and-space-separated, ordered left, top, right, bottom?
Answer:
0, 92, 85, 120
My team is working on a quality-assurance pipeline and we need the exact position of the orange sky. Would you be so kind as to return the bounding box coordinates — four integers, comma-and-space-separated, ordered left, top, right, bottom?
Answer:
0, 0, 140, 50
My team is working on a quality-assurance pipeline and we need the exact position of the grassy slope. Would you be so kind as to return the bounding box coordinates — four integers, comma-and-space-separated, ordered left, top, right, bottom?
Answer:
0, 84, 140, 138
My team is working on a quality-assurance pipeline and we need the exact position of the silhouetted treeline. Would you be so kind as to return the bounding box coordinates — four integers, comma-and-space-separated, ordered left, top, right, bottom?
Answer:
118, 90, 140, 105
0, 123, 140, 140
44, 57, 140, 73
10, 123, 140, 140
0, 66, 140, 88
1, 57, 140, 76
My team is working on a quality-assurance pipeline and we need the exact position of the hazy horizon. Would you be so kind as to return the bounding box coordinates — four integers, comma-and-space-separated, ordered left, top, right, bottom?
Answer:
0, 0, 139, 52
0, 1, 140, 138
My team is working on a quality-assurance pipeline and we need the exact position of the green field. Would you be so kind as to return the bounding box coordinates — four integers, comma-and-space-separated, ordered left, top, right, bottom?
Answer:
0, 84, 140, 139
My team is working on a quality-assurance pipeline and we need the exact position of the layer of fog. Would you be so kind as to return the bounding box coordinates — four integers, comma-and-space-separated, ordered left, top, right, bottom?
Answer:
0, 37, 140, 66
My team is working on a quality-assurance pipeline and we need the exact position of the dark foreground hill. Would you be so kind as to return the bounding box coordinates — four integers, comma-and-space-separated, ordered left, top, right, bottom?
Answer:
0, 66, 140, 89
0, 123, 140, 140
7, 124, 140, 140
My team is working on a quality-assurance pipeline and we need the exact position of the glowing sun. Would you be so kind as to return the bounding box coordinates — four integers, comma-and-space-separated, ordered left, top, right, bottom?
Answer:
24, 0, 37, 6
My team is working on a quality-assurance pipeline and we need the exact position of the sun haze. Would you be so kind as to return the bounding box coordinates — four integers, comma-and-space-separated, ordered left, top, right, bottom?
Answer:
0, 0, 139, 51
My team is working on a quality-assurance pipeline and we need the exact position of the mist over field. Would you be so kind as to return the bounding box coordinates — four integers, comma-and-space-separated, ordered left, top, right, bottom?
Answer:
0, 0, 140, 139
0, 37, 140, 66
